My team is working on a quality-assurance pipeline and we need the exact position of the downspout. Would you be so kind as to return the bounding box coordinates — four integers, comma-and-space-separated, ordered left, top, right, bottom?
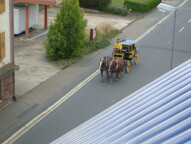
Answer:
9, 0, 16, 101
10, 0, 14, 64
44, 5, 48, 29
25, 4, 29, 38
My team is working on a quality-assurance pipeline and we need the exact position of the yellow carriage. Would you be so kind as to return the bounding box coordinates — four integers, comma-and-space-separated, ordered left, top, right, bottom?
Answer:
112, 39, 139, 72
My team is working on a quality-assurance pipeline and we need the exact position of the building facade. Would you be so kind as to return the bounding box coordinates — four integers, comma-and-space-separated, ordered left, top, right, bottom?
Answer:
0, 0, 18, 107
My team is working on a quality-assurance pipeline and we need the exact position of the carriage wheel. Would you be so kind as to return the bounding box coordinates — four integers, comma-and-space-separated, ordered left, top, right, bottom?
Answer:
127, 60, 131, 73
134, 51, 139, 64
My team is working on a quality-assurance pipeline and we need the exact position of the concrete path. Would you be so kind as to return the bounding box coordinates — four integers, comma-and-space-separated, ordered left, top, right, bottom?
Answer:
0, 0, 184, 143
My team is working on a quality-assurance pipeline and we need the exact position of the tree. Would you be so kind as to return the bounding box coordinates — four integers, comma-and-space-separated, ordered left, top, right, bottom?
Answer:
44, 0, 87, 60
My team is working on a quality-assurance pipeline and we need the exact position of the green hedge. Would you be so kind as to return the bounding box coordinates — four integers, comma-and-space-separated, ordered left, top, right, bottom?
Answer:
100, 6, 129, 16
79, 0, 111, 9
79, 0, 98, 8
124, 0, 161, 13
87, 40, 110, 53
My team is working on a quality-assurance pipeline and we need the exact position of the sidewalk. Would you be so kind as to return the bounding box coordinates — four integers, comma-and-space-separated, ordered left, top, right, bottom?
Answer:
0, 0, 183, 143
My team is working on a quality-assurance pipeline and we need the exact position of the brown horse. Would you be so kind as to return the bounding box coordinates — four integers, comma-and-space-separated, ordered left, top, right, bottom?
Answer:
109, 58, 126, 83
99, 56, 113, 82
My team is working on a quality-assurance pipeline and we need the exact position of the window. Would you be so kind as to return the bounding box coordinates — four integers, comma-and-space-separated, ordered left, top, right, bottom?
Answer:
0, 0, 5, 14
0, 32, 5, 59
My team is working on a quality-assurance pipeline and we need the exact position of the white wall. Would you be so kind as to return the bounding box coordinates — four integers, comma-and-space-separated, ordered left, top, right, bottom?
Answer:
14, 5, 39, 34
0, 0, 11, 67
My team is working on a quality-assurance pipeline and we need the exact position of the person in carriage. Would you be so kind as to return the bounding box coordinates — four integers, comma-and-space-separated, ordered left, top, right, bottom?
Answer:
113, 38, 122, 53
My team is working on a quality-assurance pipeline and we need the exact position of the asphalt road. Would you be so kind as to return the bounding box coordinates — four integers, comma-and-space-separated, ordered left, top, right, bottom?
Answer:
14, 1, 191, 144
138, 0, 191, 69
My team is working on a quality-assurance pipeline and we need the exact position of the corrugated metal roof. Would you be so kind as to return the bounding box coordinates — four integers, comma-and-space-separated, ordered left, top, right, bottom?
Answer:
51, 59, 191, 144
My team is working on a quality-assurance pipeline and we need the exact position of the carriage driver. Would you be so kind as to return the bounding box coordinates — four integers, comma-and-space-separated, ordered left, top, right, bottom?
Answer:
114, 38, 122, 52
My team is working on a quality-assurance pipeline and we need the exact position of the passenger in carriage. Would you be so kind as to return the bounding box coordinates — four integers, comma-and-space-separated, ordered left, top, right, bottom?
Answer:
114, 38, 122, 52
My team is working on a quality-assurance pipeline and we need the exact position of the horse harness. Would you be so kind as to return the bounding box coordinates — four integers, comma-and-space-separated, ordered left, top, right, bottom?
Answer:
100, 59, 108, 71
116, 59, 123, 70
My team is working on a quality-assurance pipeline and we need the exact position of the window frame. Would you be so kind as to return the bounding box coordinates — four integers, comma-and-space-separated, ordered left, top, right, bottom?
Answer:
0, 0, 5, 14
0, 32, 6, 59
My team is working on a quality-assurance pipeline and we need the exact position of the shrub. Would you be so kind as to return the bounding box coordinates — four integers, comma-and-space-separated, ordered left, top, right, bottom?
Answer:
101, 6, 130, 16
44, 0, 88, 60
79, 0, 111, 9
79, 0, 97, 8
98, 0, 111, 9
39, 5, 44, 12
96, 22, 120, 40
87, 40, 111, 53
124, 0, 161, 13
84, 22, 120, 54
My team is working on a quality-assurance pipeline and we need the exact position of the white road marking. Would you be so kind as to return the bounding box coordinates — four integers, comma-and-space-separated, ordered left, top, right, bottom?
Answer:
2, 69, 100, 144
3, 0, 188, 144
177, 0, 188, 8
188, 19, 191, 23
179, 27, 184, 32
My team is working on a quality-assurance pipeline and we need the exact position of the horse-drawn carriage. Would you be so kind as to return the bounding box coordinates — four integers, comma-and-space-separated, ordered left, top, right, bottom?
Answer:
99, 39, 139, 83
112, 39, 139, 72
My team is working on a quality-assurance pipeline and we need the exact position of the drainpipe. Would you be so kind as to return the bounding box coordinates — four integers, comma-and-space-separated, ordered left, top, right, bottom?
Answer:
10, 0, 16, 101
10, 0, 14, 63
25, 4, 29, 38
44, 5, 48, 29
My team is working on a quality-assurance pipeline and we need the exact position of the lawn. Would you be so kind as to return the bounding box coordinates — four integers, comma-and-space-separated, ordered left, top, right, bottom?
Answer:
111, 0, 146, 8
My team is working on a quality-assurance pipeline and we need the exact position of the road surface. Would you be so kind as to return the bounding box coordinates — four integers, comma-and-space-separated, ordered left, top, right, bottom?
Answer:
9, 1, 191, 144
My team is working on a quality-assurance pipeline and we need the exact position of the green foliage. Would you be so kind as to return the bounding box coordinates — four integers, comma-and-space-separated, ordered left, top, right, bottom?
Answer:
89, 40, 111, 53
85, 24, 120, 54
44, 0, 88, 60
99, 0, 131, 16
101, 7, 130, 16
111, 0, 124, 8
79, 0, 128, 16
79, 0, 111, 9
124, 0, 161, 13
98, 0, 111, 9
57, 59, 73, 69
96, 26, 120, 41
79, 0, 97, 8
39, 5, 44, 12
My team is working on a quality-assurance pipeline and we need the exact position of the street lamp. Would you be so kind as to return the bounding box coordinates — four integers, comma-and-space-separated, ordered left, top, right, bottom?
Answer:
157, 3, 177, 70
